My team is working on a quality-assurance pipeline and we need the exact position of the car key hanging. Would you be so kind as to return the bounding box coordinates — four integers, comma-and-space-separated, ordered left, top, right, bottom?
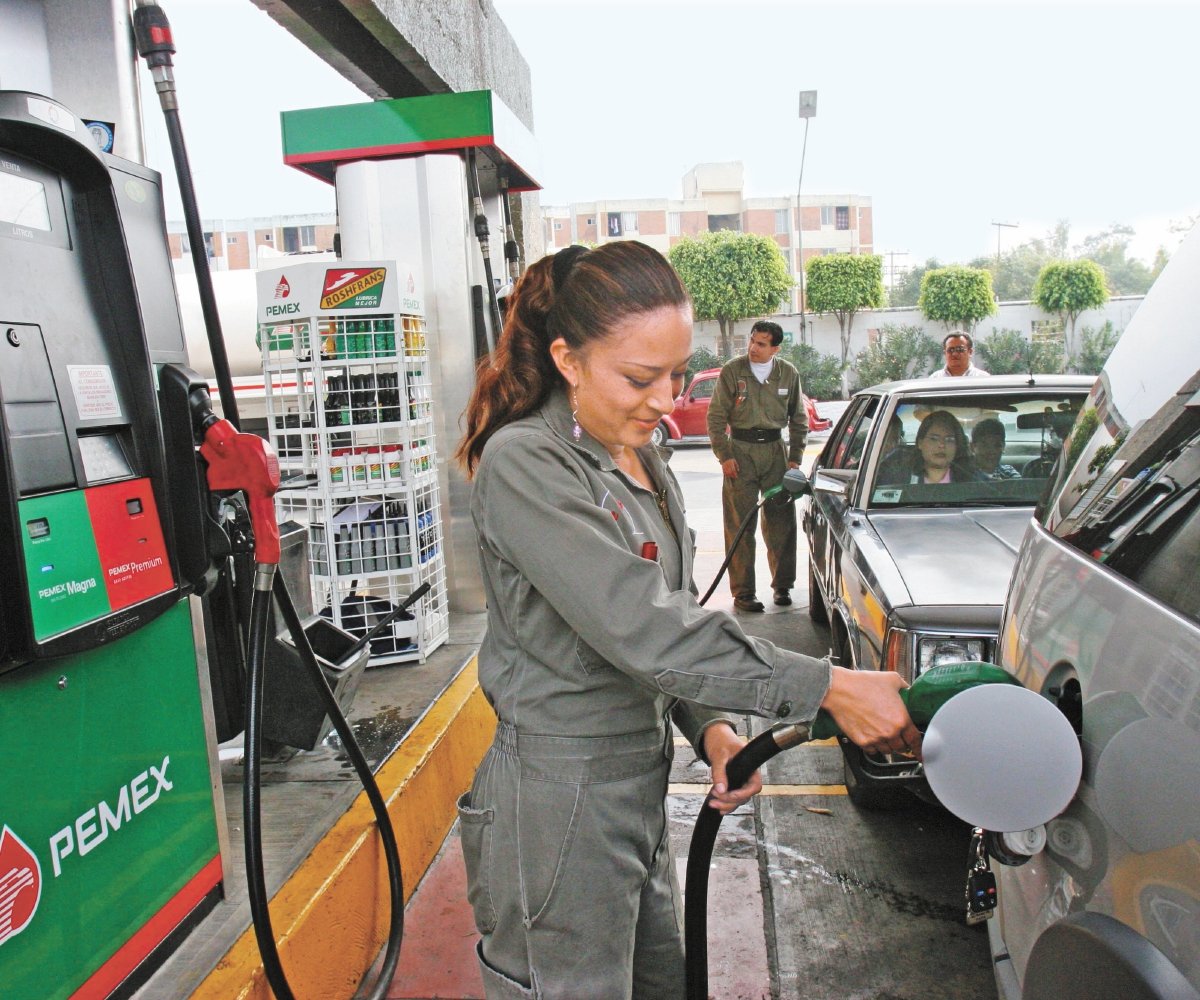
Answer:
965, 827, 998, 925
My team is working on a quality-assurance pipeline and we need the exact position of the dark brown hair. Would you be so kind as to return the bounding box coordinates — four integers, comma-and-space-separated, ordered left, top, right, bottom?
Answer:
455, 241, 690, 475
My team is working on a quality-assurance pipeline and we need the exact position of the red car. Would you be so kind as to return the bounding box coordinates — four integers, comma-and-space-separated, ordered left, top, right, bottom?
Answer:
652, 367, 831, 446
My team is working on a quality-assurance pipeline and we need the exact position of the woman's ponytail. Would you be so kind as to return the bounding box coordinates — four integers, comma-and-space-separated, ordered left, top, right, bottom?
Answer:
455, 254, 562, 475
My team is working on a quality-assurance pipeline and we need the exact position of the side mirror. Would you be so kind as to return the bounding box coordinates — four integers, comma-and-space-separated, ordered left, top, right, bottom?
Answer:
812, 467, 857, 497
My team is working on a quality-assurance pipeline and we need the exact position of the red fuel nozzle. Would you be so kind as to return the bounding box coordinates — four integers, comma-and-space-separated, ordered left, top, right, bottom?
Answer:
200, 419, 281, 565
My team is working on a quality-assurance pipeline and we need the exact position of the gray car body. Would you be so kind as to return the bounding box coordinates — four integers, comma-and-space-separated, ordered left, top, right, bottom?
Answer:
803, 375, 1093, 681
988, 226, 1200, 1000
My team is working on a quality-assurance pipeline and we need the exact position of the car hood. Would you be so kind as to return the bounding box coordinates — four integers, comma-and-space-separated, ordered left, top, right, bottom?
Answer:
865, 508, 1031, 607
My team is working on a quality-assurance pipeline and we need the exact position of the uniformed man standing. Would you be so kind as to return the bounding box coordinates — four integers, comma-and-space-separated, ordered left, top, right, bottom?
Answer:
707, 320, 808, 612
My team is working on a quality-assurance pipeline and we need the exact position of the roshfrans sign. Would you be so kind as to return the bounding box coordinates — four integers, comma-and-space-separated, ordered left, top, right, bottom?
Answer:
255, 259, 424, 323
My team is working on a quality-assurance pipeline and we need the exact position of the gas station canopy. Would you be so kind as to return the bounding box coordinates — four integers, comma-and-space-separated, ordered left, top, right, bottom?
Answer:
280, 89, 541, 192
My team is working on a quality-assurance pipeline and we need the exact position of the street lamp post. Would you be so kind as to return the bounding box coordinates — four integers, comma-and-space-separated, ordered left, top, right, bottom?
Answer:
797, 90, 817, 345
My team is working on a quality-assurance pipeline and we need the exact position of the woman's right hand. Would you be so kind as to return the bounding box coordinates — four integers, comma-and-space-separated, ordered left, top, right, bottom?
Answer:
819, 666, 921, 757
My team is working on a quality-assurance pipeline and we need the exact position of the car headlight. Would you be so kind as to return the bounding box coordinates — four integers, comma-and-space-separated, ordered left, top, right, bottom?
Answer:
917, 637, 987, 675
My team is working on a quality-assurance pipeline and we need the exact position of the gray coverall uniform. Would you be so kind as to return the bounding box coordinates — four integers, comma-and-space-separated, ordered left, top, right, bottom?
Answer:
458, 388, 831, 999
706, 356, 808, 603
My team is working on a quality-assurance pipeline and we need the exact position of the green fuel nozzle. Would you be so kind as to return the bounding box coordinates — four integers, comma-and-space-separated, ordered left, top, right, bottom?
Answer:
809, 661, 1020, 741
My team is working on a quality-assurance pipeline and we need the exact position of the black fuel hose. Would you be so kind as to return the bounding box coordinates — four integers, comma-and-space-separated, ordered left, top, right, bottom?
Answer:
683, 723, 811, 1000
242, 568, 294, 1000
697, 492, 772, 607
698, 475, 804, 607
135, 6, 407, 997
132, 0, 239, 427
466, 148, 502, 352
272, 574, 408, 1000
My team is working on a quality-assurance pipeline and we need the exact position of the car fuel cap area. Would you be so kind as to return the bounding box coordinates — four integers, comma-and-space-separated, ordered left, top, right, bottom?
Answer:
922, 684, 1083, 832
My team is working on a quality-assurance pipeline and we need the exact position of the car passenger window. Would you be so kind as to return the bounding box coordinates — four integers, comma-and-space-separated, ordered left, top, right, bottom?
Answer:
691, 379, 715, 402
829, 398, 878, 470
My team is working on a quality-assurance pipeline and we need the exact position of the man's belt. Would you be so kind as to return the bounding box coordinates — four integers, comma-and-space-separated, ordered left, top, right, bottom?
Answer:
730, 427, 782, 443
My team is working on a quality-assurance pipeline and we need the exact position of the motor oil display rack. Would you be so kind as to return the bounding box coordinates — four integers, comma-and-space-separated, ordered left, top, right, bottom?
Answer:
257, 261, 447, 666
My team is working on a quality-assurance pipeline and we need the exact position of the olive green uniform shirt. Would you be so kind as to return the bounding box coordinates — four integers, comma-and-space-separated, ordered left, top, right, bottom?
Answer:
469, 387, 833, 751
707, 356, 808, 465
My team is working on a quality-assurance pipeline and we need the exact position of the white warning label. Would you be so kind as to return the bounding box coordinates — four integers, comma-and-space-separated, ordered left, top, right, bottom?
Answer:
67, 365, 122, 421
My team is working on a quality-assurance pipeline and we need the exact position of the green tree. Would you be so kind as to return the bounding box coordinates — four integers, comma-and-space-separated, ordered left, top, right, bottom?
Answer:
970, 221, 1071, 303
668, 231, 792, 359
685, 346, 721, 385
852, 324, 942, 388
888, 257, 940, 308
1075, 321, 1121, 375
918, 265, 997, 332
782, 343, 842, 400
1032, 259, 1109, 365
975, 329, 1064, 375
1076, 225, 1156, 295
805, 253, 885, 367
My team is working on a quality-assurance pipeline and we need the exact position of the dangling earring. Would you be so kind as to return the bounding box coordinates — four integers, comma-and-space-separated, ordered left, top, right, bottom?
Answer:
570, 386, 582, 441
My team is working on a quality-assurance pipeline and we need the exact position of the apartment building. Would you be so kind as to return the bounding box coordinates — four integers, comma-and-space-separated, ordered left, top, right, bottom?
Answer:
165, 213, 338, 270
542, 161, 873, 315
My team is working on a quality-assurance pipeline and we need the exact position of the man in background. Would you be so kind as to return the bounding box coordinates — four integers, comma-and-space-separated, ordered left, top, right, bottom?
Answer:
930, 331, 989, 377
707, 321, 808, 612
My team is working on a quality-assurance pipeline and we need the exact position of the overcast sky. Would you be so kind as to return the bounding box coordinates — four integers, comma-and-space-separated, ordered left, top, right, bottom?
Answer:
143, 0, 1199, 267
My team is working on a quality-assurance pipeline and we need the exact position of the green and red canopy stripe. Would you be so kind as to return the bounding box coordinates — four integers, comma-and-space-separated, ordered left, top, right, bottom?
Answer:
281, 89, 541, 191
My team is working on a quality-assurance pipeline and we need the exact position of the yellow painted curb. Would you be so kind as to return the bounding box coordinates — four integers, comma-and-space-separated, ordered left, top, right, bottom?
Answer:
196, 656, 495, 1000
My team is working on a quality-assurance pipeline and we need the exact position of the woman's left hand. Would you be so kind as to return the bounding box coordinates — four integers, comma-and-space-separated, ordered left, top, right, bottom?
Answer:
702, 723, 763, 815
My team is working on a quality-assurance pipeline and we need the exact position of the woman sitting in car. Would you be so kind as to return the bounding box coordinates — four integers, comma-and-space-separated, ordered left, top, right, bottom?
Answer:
877, 409, 980, 485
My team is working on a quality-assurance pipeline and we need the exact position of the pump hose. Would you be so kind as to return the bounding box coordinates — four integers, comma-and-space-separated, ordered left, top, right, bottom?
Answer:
683, 723, 811, 1000
465, 148, 503, 351
134, 6, 406, 996
272, 574, 406, 999
243, 576, 293, 1000
698, 483, 786, 607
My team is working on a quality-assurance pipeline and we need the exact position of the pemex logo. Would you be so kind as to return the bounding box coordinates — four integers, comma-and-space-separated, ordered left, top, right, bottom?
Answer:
274, 275, 291, 299
320, 267, 387, 310
0, 825, 42, 946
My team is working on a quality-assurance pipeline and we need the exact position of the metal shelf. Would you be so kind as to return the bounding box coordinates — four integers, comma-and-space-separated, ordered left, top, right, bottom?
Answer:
260, 294, 447, 665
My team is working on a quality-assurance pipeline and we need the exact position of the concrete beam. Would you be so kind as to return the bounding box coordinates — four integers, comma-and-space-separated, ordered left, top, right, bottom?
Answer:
250, 0, 533, 131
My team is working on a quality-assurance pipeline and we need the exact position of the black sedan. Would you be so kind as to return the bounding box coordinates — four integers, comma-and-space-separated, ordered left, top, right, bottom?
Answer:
802, 375, 1093, 805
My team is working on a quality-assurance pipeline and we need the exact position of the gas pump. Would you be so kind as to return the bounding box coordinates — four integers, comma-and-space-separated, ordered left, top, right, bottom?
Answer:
0, 77, 414, 999
0, 90, 226, 999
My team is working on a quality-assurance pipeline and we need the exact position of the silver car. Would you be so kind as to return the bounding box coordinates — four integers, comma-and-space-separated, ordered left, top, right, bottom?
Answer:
987, 228, 1200, 1000
803, 375, 1093, 806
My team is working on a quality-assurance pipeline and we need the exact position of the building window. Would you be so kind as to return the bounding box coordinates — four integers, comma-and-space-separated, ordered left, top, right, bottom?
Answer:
775, 209, 788, 234
553, 221, 563, 231
621, 212, 639, 235
607, 214, 622, 237
586, 217, 594, 226
821, 206, 834, 226
668, 213, 681, 236
836, 206, 850, 230
264, 233, 273, 241
281, 225, 316, 253
229, 235, 238, 244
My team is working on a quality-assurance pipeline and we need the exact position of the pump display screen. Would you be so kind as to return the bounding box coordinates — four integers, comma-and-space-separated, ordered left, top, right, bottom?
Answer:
0, 171, 51, 231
